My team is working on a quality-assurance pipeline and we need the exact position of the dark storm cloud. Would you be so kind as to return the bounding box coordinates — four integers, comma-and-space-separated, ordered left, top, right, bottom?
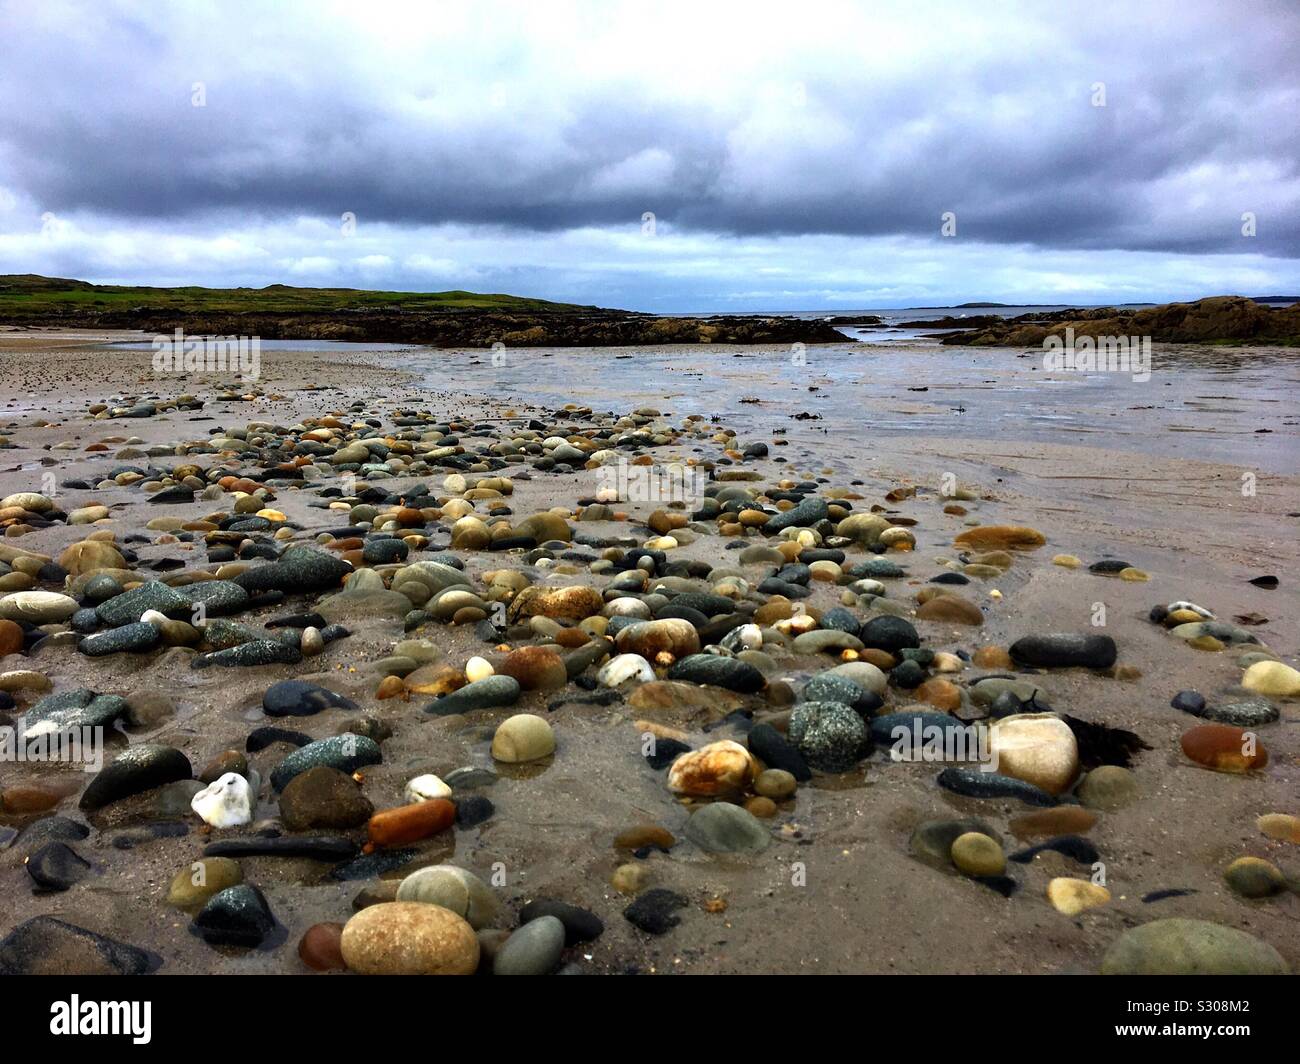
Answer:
2, 0, 1297, 259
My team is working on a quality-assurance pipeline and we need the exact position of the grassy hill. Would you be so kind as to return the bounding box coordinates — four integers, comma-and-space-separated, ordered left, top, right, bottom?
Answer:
0, 275, 594, 315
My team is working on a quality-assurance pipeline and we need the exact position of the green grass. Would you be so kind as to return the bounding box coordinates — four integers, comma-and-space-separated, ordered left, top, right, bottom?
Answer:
0, 275, 595, 315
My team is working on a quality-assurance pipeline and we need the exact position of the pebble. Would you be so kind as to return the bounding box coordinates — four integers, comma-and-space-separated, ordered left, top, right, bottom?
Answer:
396, 865, 499, 928
624, 888, 689, 935
340, 902, 479, 975
263, 680, 358, 717
666, 653, 765, 693
1047, 878, 1111, 915
494, 915, 566, 975
937, 767, 1058, 806
1008, 806, 1096, 840
519, 899, 604, 944
26, 841, 93, 892
191, 885, 276, 947
165, 857, 243, 910
299, 922, 347, 971
191, 772, 254, 828
270, 733, 382, 791
491, 713, 555, 763
989, 713, 1079, 795
1009, 632, 1117, 669
367, 798, 455, 846
1100, 919, 1288, 975
666, 740, 756, 797
279, 765, 374, 830
1075, 766, 1140, 810
425, 675, 521, 715
1242, 660, 1300, 698
1224, 856, 1286, 898
788, 701, 868, 772
683, 802, 770, 853
79, 744, 193, 811
746, 723, 812, 781
1180, 724, 1268, 773
754, 768, 797, 799
950, 832, 1005, 877
0, 916, 153, 975
1257, 813, 1300, 843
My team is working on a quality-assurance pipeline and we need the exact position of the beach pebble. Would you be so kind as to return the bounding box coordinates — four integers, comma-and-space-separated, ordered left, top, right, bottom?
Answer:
1100, 919, 1288, 975
491, 713, 555, 763
404, 773, 452, 803
1076, 765, 1139, 810
1242, 660, 1300, 698
270, 733, 382, 791
425, 675, 520, 715
1009, 632, 1116, 669
950, 832, 1005, 877
340, 902, 479, 975
396, 865, 499, 928
165, 857, 243, 911
1180, 724, 1268, 773
1224, 856, 1286, 898
624, 888, 689, 935
263, 680, 357, 717
367, 798, 455, 846
667, 740, 757, 797
1257, 813, 1300, 843
494, 915, 565, 975
1047, 878, 1110, 915
279, 765, 374, 830
191, 772, 253, 828
79, 744, 193, 811
684, 802, 769, 854
191, 885, 276, 948
989, 713, 1079, 795
298, 923, 346, 971
788, 701, 868, 772
666, 653, 765, 693
519, 899, 605, 944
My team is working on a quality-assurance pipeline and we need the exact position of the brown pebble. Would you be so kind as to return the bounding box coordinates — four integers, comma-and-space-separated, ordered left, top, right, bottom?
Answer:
299, 922, 347, 971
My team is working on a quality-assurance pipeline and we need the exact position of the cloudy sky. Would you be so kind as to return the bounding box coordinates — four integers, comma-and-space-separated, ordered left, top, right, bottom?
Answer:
1, 0, 1297, 311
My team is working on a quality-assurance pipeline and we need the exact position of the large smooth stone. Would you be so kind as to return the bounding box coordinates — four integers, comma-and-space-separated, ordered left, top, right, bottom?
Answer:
79, 745, 193, 811
1180, 724, 1268, 773
424, 675, 520, 715
494, 915, 566, 976
1100, 919, 1288, 975
0, 916, 153, 975
490, 714, 555, 763
953, 525, 1046, 550
340, 902, 479, 975
683, 802, 769, 854
0, 591, 80, 624
270, 733, 382, 792
989, 713, 1079, 795
1009, 633, 1116, 669
788, 701, 867, 772
666, 654, 765, 693
191, 884, 276, 947
667, 740, 757, 797
396, 865, 499, 929
1242, 660, 1300, 698
263, 680, 358, 717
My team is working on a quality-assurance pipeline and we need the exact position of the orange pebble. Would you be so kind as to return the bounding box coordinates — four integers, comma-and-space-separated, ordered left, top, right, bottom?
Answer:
367, 799, 455, 847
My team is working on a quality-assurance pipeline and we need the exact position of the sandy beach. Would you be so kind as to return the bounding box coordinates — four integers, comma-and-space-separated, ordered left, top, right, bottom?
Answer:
0, 329, 1297, 975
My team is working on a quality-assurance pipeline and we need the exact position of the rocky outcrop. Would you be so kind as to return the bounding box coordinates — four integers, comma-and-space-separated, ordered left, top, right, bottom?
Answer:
932, 296, 1300, 346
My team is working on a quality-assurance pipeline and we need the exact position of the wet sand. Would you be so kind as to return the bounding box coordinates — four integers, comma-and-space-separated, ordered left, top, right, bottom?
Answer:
0, 330, 1297, 975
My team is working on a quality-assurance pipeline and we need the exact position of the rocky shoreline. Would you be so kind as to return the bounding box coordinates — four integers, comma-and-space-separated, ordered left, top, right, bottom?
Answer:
926, 296, 1300, 346
0, 336, 1296, 976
